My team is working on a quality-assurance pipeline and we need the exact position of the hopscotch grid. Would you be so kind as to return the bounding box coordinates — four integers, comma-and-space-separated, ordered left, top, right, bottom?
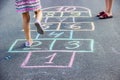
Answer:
7, 6, 95, 70
9, 6, 94, 54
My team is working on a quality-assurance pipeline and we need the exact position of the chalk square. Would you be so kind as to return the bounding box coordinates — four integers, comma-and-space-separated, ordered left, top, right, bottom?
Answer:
43, 11, 89, 17
60, 22, 95, 31
8, 39, 54, 53
36, 31, 71, 39
42, 17, 74, 23
52, 39, 94, 52
21, 51, 76, 68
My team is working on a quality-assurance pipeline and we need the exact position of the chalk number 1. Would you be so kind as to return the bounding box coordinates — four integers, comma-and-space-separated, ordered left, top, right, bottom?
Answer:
45, 53, 57, 64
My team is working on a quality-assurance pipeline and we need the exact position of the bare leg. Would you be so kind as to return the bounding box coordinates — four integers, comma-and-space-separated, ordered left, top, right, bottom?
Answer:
105, 0, 109, 12
104, 0, 113, 16
22, 12, 33, 45
96, 0, 108, 17
34, 10, 42, 22
34, 10, 44, 34
99, 0, 113, 18
106, 0, 113, 15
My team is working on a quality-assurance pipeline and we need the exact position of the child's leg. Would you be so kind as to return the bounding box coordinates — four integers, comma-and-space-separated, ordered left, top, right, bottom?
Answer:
96, 0, 108, 17
34, 10, 43, 22
34, 10, 44, 34
105, 0, 109, 12
107, 0, 113, 15
97, 0, 113, 19
105, 0, 113, 15
22, 12, 33, 45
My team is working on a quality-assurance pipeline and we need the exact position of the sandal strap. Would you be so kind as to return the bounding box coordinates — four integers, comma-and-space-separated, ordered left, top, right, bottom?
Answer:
97, 11, 105, 17
99, 13, 108, 18
99, 11, 105, 15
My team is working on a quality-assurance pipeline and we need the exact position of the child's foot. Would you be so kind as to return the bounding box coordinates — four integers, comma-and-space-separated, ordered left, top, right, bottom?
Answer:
34, 20, 44, 34
24, 41, 33, 47
99, 12, 113, 19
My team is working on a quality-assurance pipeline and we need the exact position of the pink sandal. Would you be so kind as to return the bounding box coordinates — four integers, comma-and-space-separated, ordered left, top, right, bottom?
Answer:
99, 13, 113, 19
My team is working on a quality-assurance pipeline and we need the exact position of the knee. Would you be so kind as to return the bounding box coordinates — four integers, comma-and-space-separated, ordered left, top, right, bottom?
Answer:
22, 12, 30, 23
34, 10, 42, 14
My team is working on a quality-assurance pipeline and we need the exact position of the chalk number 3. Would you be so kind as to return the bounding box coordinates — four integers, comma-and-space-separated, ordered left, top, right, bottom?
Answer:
65, 41, 80, 49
